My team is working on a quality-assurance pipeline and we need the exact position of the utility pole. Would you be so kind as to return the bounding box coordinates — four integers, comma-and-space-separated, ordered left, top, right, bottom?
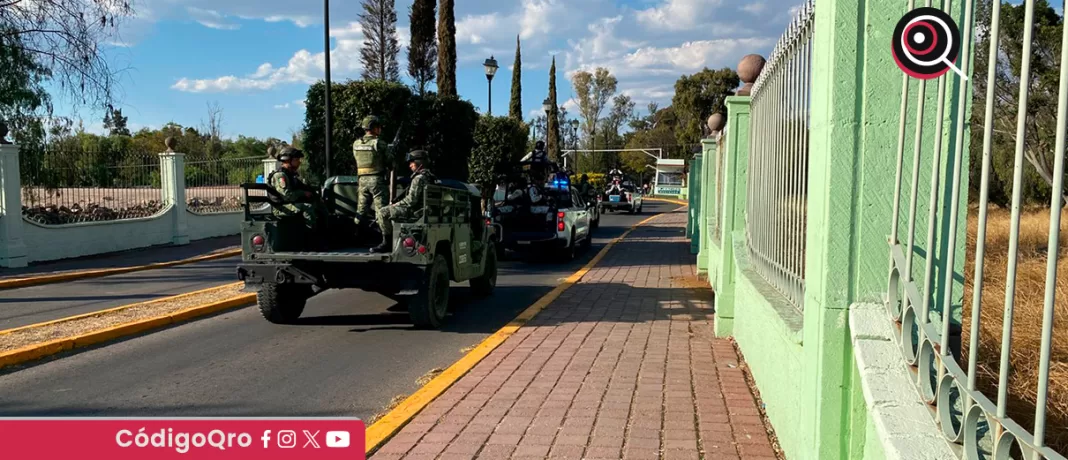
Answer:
323, 0, 333, 178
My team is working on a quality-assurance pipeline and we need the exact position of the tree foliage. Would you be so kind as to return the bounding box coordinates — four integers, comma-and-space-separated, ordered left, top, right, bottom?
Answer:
571, 67, 618, 151
407, 0, 437, 94
509, 36, 523, 121
469, 116, 526, 199
302, 79, 478, 182
600, 94, 634, 149
436, 0, 457, 97
103, 107, 129, 137
546, 57, 562, 162
360, 0, 402, 81
671, 67, 739, 146
1, 0, 133, 135
970, 0, 1066, 207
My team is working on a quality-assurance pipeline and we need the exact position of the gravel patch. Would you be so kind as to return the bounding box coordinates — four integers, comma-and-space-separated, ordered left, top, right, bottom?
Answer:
0, 283, 248, 353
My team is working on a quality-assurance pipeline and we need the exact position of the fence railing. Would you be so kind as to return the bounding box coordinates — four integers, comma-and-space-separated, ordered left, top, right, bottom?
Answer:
745, 0, 812, 311
885, 0, 1066, 457
19, 146, 163, 225
185, 156, 263, 214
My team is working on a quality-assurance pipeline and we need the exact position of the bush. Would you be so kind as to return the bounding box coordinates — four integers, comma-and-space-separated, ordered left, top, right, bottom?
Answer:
571, 172, 606, 191
469, 116, 527, 198
302, 80, 478, 183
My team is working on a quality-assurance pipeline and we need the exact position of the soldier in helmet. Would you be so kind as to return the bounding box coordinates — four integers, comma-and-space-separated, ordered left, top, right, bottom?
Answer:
352, 115, 391, 226
268, 146, 326, 230
373, 150, 436, 253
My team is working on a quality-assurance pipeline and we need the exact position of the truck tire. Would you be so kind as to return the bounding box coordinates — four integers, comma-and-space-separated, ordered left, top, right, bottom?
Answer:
559, 230, 577, 261
410, 254, 450, 329
258, 284, 308, 324
471, 245, 498, 296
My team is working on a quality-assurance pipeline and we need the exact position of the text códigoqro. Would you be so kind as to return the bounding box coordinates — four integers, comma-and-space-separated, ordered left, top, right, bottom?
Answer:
116, 428, 253, 454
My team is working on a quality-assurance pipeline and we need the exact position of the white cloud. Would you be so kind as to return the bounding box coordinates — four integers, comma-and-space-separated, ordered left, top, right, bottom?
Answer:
456, 13, 503, 45
274, 103, 291, 109
295, 99, 307, 107
519, 0, 561, 40
742, 3, 767, 14
188, 7, 240, 30
636, 0, 722, 31
263, 14, 318, 27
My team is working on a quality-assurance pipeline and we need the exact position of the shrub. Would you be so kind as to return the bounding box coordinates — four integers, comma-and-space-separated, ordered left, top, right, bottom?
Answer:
469, 116, 527, 199
302, 80, 478, 183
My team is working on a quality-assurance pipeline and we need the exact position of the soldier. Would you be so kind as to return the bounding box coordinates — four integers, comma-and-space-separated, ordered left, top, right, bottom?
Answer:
268, 147, 325, 230
373, 150, 435, 253
577, 174, 595, 203
352, 115, 391, 226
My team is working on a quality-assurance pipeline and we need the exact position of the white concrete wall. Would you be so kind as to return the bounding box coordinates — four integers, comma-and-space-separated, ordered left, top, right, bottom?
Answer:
0, 144, 249, 267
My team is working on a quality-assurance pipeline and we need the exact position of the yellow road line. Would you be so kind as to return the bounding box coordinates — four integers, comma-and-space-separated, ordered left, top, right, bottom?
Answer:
0, 286, 254, 370
644, 197, 689, 206
0, 248, 241, 291
365, 212, 666, 455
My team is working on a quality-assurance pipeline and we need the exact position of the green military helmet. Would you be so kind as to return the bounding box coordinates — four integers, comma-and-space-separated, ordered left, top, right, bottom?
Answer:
406, 150, 428, 164
362, 115, 381, 131
277, 146, 304, 161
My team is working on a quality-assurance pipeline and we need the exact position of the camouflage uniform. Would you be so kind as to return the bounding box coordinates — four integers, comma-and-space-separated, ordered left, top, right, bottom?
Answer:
269, 164, 323, 229
352, 116, 390, 223
377, 154, 435, 244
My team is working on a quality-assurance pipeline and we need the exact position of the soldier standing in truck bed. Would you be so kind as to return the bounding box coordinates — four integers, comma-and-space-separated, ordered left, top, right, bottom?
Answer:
352, 115, 391, 227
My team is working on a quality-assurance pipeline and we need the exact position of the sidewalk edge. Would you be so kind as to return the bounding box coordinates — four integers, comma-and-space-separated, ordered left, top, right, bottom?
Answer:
365, 208, 680, 455
644, 197, 688, 206
0, 249, 241, 291
0, 292, 255, 370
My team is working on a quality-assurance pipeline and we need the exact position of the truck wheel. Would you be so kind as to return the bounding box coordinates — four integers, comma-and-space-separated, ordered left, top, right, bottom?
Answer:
410, 254, 450, 329
471, 245, 497, 296
559, 230, 577, 261
581, 231, 592, 251
258, 284, 308, 324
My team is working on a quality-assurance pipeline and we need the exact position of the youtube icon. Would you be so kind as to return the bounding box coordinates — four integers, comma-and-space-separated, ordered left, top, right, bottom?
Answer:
326, 431, 350, 448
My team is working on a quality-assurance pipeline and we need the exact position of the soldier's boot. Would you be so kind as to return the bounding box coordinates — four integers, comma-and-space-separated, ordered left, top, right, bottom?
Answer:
371, 237, 391, 253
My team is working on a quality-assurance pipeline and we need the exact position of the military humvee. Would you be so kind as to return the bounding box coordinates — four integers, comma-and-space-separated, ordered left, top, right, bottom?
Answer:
236, 175, 498, 329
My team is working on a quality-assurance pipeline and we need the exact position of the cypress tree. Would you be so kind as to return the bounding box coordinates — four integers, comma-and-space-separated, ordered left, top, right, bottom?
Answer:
508, 35, 522, 120
407, 0, 437, 95
436, 0, 457, 97
546, 57, 561, 162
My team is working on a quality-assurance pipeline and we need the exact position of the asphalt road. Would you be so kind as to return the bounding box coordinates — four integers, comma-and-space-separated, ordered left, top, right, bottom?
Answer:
0, 202, 675, 420
0, 257, 239, 330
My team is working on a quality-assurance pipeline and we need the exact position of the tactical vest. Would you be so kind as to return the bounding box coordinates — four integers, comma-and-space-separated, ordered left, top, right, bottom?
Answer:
353, 136, 385, 176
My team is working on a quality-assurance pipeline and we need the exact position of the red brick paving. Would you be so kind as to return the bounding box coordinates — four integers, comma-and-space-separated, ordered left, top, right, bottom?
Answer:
372, 210, 777, 460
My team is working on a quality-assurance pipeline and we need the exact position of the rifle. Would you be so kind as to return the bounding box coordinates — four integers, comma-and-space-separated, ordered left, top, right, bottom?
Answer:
388, 124, 403, 203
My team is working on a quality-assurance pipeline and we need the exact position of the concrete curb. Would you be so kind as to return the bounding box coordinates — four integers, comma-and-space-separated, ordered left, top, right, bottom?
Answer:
0, 248, 241, 291
364, 209, 672, 455
0, 283, 254, 370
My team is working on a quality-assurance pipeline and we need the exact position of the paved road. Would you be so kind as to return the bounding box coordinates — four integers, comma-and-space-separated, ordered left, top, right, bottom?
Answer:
0, 202, 675, 420
0, 236, 237, 280
0, 257, 240, 330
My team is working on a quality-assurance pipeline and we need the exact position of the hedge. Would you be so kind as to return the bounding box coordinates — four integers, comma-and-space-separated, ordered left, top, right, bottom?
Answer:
469, 116, 527, 198
302, 80, 478, 183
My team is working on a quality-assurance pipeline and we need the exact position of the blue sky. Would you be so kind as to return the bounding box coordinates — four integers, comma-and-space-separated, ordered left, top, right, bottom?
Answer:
59, 0, 807, 140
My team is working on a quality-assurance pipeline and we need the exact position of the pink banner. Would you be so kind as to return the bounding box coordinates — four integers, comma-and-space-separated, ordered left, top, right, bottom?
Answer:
0, 418, 366, 459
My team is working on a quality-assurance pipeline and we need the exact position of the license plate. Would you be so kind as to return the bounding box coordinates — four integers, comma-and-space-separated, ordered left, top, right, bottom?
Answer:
609, 195, 621, 202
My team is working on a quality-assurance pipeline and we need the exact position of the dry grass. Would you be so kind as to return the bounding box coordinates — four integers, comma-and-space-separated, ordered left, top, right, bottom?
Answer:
961, 206, 1068, 451
366, 394, 407, 425
415, 367, 446, 387
0, 283, 245, 352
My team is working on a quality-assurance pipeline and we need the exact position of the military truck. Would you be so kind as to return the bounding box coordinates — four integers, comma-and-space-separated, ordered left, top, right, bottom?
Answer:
236, 176, 498, 329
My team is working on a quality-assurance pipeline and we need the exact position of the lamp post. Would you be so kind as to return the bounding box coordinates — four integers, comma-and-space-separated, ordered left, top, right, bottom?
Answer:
323, 0, 332, 177
542, 98, 553, 142
483, 56, 499, 115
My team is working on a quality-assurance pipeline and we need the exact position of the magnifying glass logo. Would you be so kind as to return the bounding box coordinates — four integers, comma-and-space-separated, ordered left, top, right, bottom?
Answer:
892, 7, 968, 81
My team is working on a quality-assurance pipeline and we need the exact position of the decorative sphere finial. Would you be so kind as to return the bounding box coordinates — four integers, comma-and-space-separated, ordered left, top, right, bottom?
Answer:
736, 54, 766, 96
707, 113, 725, 134
267, 145, 277, 159
164, 137, 177, 152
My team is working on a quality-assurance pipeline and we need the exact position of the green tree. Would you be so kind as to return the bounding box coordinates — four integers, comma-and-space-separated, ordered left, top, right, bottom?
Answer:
546, 57, 562, 162
970, 0, 1066, 207
571, 67, 618, 171
103, 107, 130, 137
600, 94, 634, 149
360, 0, 402, 81
407, 0, 437, 94
671, 67, 739, 146
470, 116, 527, 203
509, 36, 523, 120
437, 0, 457, 97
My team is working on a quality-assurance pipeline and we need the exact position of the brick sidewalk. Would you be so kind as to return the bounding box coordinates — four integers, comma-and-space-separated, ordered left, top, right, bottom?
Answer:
372, 210, 778, 460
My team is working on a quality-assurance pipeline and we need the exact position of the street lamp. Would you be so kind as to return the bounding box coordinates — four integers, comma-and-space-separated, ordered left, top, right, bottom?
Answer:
483, 56, 499, 115
569, 119, 579, 149
323, 0, 333, 177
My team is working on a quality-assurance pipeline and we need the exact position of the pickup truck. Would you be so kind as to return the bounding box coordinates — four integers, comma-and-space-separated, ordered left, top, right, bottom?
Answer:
601, 182, 643, 214
492, 176, 593, 260
236, 176, 497, 329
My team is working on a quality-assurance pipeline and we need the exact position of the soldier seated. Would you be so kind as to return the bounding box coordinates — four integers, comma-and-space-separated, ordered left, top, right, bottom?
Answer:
373, 150, 436, 253
269, 147, 328, 233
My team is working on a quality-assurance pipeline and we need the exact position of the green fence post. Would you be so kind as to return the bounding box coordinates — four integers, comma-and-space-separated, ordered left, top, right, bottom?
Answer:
690, 153, 702, 254
713, 93, 752, 338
